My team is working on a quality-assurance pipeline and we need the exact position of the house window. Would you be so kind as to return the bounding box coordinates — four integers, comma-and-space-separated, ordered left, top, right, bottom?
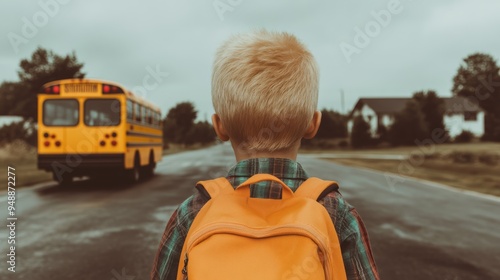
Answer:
464, 112, 477, 121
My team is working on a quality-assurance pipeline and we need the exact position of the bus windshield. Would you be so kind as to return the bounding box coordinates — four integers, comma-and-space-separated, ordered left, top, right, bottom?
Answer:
43, 99, 79, 126
84, 99, 121, 126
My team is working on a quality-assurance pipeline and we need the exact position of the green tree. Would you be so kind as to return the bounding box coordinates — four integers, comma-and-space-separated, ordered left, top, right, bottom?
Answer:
0, 121, 37, 146
452, 53, 500, 141
0, 82, 24, 117
452, 53, 500, 112
389, 100, 428, 146
350, 116, 372, 148
316, 109, 348, 139
483, 114, 500, 142
163, 118, 177, 143
194, 121, 216, 144
412, 90, 448, 141
0, 47, 85, 121
185, 121, 216, 146
163, 102, 198, 144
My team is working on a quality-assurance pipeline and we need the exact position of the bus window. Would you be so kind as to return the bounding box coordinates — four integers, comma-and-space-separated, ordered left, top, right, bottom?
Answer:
43, 99, 79, 126
127, 100, 133, 121
147, 109, 153, 125
84, 99, 121, 126
134, 103, 141, 122
141, 106, 146, 124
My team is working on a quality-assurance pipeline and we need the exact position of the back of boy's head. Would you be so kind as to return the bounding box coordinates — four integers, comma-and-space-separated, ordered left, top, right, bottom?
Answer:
212, 29, 319, 153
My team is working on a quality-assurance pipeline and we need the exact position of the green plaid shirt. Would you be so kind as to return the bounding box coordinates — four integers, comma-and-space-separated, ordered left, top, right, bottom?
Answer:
151, 158, 379, 280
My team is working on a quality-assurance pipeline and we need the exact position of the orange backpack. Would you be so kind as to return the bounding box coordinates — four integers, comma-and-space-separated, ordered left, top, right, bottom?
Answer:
176, 174, 347, 280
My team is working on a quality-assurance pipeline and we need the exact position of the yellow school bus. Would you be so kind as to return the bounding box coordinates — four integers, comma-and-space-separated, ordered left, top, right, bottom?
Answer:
37, 79, 163, 185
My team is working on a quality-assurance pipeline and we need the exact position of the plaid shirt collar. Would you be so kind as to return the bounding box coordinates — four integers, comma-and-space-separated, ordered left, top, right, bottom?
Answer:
226, 158, 309, 199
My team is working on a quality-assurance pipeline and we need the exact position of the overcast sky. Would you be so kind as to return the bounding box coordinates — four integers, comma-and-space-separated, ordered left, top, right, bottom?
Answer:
1, 0, 499, 120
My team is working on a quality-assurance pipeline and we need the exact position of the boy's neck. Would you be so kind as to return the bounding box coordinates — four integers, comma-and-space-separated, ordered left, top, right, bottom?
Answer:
231, 141, 299, 162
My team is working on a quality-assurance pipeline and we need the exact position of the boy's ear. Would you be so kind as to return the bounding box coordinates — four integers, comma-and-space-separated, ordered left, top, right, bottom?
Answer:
212, 114, 230, 141
303, 111, 322, 139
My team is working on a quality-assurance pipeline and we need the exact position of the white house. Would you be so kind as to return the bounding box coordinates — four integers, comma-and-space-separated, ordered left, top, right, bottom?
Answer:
347, 97, 484, 138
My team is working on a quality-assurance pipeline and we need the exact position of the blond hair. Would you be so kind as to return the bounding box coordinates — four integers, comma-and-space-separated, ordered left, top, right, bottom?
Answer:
212, 30, 319, 152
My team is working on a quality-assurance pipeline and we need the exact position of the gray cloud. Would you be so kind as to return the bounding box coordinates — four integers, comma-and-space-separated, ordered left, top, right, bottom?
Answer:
1, 0, 499, 118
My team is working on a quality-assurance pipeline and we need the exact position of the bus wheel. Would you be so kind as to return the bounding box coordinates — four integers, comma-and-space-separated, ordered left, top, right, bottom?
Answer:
142, 153, 156, 179
126, 156, 141, 183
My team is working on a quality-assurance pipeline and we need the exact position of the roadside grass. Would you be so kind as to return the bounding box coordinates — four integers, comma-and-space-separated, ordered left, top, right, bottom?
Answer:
330, 158, 500, 197
0, 141, 52, 188
1, 161, 52, 187
300, 141, 500, 156
316, 141, 500, 197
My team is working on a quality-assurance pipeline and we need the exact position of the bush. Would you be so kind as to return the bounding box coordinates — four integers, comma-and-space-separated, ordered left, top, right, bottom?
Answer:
449, 151, 476, 164
424, 152, 441, 160
183, 121, 216, 146
478, 153, 500, 166
388, 100, 428, 146
351, 116, 373, 148
454, 130, 474, 143
338, 140, 349, 148
0, 121, 37, 146
316, 110, 348, 139
0, 140, 37, 161
413, 90, 447, 140
300, 139, 336, 149
317, 139, 336, 149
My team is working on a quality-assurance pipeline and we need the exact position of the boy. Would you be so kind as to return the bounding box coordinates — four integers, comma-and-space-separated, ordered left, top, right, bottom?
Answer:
151, 30, 380, 280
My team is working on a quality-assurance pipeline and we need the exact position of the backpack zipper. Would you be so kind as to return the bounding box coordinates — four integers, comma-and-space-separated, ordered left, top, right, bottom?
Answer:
184, 223, 334, 280
181, 253, 188, 280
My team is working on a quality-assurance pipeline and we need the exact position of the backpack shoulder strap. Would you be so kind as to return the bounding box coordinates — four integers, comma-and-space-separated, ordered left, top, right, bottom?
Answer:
295, 177, 339, 201
196, 177, 234, 199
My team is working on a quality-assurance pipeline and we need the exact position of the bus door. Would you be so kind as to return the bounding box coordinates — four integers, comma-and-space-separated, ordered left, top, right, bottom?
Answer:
83, 98, 122, 153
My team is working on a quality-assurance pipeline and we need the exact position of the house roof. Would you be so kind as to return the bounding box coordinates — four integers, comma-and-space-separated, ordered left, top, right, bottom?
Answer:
354, 98, 410, 115
350, 96, 483, 116
443, 97, 483, 114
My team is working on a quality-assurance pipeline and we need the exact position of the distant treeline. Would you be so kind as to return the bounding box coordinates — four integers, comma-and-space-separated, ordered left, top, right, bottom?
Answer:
1, 48, 499, 149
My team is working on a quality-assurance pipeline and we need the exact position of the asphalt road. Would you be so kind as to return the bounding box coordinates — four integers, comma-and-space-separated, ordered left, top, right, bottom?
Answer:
1, 143, 499, 280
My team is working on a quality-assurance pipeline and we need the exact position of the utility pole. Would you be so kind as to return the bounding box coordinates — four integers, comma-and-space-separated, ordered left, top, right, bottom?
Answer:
340, 89, 345, 114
